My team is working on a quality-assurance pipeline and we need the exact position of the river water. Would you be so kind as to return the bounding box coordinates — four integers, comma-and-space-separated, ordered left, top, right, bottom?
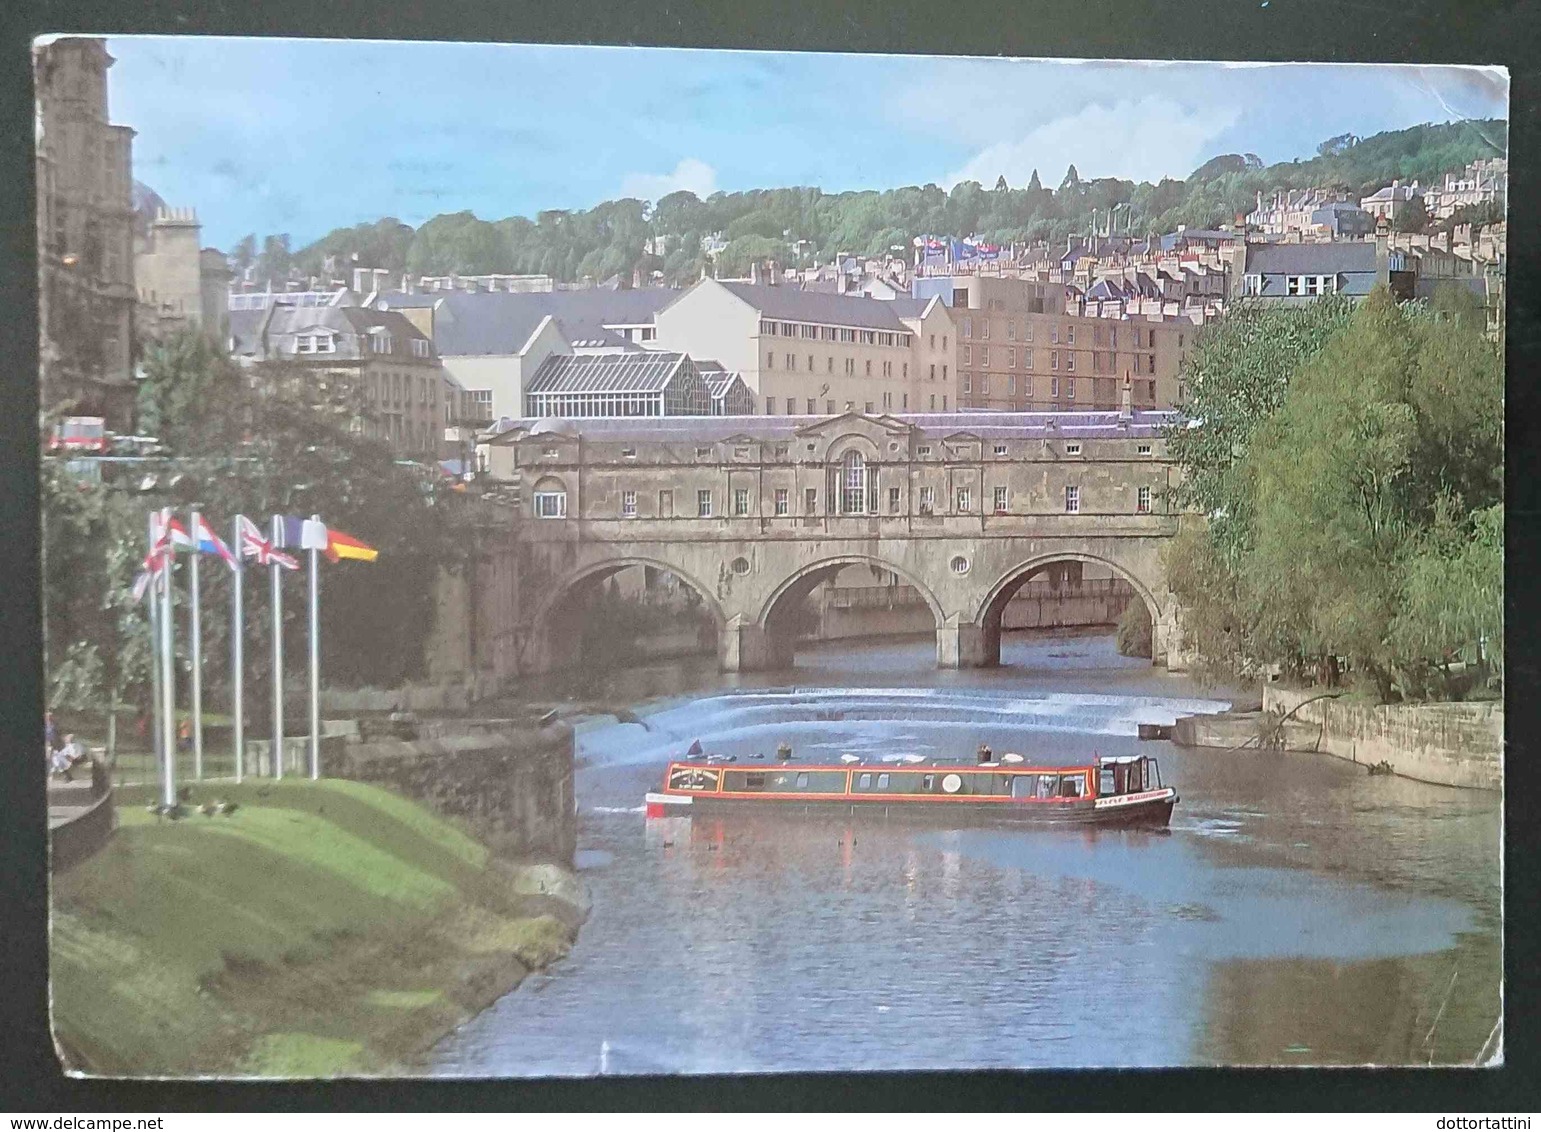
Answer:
428, 631, 1502, 1074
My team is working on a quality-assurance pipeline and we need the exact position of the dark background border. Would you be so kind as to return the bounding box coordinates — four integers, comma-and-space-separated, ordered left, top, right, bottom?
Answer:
2, 0, 1537, 1112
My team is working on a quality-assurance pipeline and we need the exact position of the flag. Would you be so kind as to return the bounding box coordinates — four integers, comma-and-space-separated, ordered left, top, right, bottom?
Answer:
276, 515, 331, 551
193, 514, 237, 570
165, 514, 194, 551
237, 515, 298, 570
323, 527, 378, 564
132, 570, 153, 602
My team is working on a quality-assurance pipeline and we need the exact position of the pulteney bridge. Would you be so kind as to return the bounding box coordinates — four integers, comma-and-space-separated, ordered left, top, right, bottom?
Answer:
484, 408, 1189, 674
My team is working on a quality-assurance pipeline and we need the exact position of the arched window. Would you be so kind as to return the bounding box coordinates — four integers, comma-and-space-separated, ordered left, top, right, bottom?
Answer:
531, 475, 567, 519
841, 450, 866, 514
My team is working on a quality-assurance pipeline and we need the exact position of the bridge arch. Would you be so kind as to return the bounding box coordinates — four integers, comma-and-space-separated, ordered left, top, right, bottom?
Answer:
973, 551, 1163, 667
527, 555, 727, 673
751, 554, 946, 671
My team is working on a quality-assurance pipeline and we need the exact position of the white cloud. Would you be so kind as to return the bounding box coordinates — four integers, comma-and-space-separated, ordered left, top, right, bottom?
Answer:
945, 97, 1244, 189
619, 157, 718, 202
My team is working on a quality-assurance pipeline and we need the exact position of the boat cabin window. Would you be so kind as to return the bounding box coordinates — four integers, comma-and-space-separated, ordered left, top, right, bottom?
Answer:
922, 774, 935, 791
1035, 774, 1059, 800
796, 772, 809, 788
1011, 774, 1036, 799
1145, 758, 1162, 788
1127, 762, 1143, 793
1059, 773, 1086, 798
745, 772, 766, 789
877, 773, 890, 789
1100, 767, 1116, 795
858, 773, 872, 789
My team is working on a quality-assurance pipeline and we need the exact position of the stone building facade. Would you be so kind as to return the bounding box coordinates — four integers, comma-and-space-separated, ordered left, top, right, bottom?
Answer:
653, 278, 959, 416
134, 206, 232, 347
35, 37, 137, 428
916, 275, 1190, 411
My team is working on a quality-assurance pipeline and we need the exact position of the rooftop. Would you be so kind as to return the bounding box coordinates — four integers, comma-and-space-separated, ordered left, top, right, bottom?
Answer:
525, 352, 691, 396
711, 280, 934, 330
489, 409, 1175, 445
1246, 242, 1378, 275
373, 287, 681, 356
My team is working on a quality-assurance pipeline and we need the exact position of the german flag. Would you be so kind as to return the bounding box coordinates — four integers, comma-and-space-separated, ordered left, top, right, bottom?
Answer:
324, 527, 379, 564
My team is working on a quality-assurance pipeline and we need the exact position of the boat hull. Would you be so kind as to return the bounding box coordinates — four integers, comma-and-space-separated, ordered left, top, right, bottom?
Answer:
645, 790, 1177, 829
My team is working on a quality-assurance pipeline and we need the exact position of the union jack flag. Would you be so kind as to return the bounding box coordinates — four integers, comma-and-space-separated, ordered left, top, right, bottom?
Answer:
132, 508, 177, 601
237, 515, 299, 570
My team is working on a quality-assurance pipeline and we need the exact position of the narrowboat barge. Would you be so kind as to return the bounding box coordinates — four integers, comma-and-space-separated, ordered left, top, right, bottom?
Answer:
645, 748, 1177, 828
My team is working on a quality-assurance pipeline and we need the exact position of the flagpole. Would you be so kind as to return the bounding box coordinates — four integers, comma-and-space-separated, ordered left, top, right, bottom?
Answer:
147, 512, 165, 799
231, 516, 244, 784
270, 514, 284, 781
308, 514, 321, 781
189, 510, 203, 781
158, 512, 177, 809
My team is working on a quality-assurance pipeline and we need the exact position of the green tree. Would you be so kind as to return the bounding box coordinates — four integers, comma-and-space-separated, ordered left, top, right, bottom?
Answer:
1393, 194, 1429, 233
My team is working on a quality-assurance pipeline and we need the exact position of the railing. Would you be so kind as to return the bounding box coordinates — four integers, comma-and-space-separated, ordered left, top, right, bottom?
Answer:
48, 758, 116, 872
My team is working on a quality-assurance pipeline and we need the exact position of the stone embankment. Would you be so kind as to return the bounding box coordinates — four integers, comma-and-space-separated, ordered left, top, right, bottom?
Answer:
1261, 685, 1501, 791
1172, 685, 1502, 791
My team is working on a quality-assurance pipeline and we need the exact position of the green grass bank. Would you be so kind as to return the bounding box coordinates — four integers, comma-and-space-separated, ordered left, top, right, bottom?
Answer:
50, 778, 587, 1077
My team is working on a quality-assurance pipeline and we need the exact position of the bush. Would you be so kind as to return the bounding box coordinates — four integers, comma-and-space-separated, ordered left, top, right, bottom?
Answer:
1116, 599, 1153, 659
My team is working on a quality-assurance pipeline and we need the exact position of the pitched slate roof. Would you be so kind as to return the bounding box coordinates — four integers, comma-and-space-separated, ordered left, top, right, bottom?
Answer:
713, 281, 931, 330
372, 288, 680, 356
1246, 242, 1378, 276
525, 352, 689, 396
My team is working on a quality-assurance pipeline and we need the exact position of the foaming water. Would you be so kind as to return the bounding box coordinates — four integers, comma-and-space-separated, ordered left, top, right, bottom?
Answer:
431, 632, 1501, 1074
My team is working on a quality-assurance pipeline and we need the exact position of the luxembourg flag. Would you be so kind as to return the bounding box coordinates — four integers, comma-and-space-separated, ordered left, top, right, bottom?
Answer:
165, 511, 194, 551
193, 514, 238, 571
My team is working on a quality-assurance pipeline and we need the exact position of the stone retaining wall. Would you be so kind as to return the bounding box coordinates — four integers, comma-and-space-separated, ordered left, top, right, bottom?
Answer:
1263, 685, 1502, 791
329, 720, 576, 861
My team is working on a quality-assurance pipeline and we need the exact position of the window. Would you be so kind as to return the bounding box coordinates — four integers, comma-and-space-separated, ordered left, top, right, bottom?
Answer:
370, 331, 392, 353
980, 375, 990, 396
1137, 485, 1152, 514
808, 355, 815, 372
761, 320, 777, 335
930, 394, 937, 409
805, 487, 819, 514
641, 327, 656, 342
1008, 320, 1016, 341
919, 486, 935, 512
858, 773, 872, 789
865, 360, 872, 377
1067, 378, 1076, 400
1007, 348, 1016, 369
878, 773, 891, 789
1051, 350, 1059, 371
845, 359, 856, 376
786, 354, 797, 371
796, 772, 810, 789
659, 489, 673, 516
864, 402, 874, 414
1023, 324, 1034, 343
963, 316, 973, 338
533, 491, 567, 519
786, 398, 796, 415
883, 392, 893, 410
993, 486, 1008, 513
963, 374, 972, 394
889, 486, 901, 513
806, 399, 816, 414
1008, 375, 1016, 395
621, 490, 637, 518
918, 445, 933, 456
766, 353, 774, 370
698, 489, 713, 517
1148, 380, 1157, 401
826, 400, 836, 414
766, 396, 775, 414
696, 446, 712, 458
733, 488, 750, 516
956, 486, 972, 513
412, 339, 430, 358
1066, 353, 1076, 373
1286, 276, 1304, 297
980, 347, 990, 368
1065, 485, 1080, 513
775, 488, 789, 516
1051, 326, 1060, 344
950, 555, 970, 574
1137, 443, 1153, 455
1067, 325, 1075, 345
1065, 442, 1082, 455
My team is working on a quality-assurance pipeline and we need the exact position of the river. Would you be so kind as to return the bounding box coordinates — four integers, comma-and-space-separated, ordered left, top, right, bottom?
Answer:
428, 630, 1502, 1074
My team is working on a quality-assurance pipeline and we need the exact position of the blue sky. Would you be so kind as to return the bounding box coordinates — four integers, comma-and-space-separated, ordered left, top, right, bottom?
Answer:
90, 37, 1508, 251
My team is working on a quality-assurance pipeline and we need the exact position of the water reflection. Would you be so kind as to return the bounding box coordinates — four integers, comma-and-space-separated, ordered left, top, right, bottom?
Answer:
431, 631, 1501, 1074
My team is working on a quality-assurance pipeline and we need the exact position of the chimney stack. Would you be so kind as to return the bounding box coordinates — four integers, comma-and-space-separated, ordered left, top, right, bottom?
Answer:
750, 261, 761, 285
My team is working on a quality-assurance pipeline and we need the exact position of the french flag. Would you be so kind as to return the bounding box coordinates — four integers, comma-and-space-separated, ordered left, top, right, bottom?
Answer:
193, 513, 238, 571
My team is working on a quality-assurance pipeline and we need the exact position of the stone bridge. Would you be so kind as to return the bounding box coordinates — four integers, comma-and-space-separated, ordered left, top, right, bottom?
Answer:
485, 410, 1188, 674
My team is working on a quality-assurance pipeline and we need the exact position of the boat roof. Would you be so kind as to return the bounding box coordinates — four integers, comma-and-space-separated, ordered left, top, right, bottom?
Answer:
672, 755, 1119, 770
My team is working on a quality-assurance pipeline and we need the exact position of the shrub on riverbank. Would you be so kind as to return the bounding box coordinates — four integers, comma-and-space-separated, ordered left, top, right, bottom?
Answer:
50, 778, 583, 1076
1116, 599, 1153, 659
